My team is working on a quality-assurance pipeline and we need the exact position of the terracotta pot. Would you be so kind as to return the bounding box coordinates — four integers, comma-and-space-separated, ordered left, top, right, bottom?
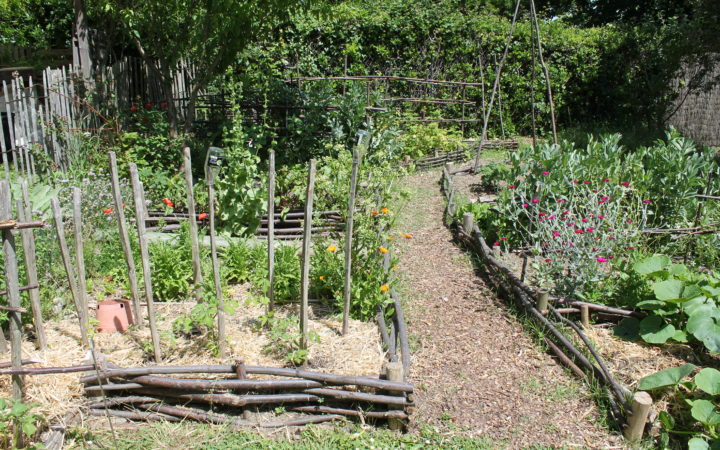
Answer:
96, 300, 130, 333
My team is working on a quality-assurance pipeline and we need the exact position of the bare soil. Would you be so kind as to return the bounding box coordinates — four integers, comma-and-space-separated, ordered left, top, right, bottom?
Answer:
394, 170, 621, 448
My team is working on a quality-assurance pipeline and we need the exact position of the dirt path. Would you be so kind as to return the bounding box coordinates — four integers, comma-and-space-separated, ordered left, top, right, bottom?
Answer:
395, 171, 620, 448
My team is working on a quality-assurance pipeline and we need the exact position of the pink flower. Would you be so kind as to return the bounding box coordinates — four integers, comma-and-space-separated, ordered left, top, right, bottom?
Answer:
587, 227, 595, 232
626, 219, 632, 224
553, 231, 560, 237
621, 182, 630, 187
548, 215, 555, 220
601, 196, 609, 201
542, 171, 550, 175
627, 246, 635, 250
539, 212, 546, 217
493, 242, 500, 246
532, 199, 539, 204
603, 178, 610, 182
573, 180, 579, 184
643, 200, 651, 204
581, 218, 588, 223
567, 222, 575, 226
509, 185, 516, 189
562, 210, 569, 215
609, 255, 615, 259
501, 237, 508, 241
574, 229, 584, 234
544, 258, 552, 263
584, 181, 591, 184
522, 203, 529, 208
592, 189, 599, 193
598, 215, 605, 219
538, 218, 544, 222
597, 257, 608, 262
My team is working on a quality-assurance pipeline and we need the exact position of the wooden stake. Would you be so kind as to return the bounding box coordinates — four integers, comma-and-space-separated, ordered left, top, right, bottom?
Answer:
0, 180, 24, 399
72, 187, 90, 334
108, 151, 143, 323
624, 391, 652, 441
206, 168, 226, 358
51, 197, 89, 348
536, 288, 549, 313
386, 362, 404, 430
342, 147, 361, 335
267, 149, 276, 312
129, 164, 162, 362
580, 305, 590, 328
462, 212, 474, 233
529, 0, 558, 145
18, 179, 47, 349
299, 159, 316, 350
182, 146, 203, 288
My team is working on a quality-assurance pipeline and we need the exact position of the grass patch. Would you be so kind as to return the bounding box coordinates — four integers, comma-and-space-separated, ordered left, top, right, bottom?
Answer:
70, 423, 496, 449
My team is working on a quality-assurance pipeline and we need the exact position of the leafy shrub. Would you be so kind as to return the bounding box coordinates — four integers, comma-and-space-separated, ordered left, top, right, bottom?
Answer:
255, 312, 319, 366
400, 122, 463, 159
0, 398, 43, 449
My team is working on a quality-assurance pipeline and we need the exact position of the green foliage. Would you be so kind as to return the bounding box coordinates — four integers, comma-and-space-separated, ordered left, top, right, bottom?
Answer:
173, 279, 235, 356
638, 364, 720, 448
148, 224, 196, 302
613, 255, 720, 354
255, 312, 319, 366
400, 122, 463, 159
0, 398, 43, 449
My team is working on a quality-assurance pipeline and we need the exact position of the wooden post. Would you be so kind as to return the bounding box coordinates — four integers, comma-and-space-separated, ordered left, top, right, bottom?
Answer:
0, 180, 24, 399
182, 146, 203, 288
51, 197, 89, 348
108, 151, 143, 323
299, 159, 316, 350
536, 288, 549, 313
129, 164, 162, 362
462, 212, 474, 232
580, 305, 590, 328
342, 147, 361, 335
386, 362, 404, 430
267, 149, 276, 312
624, 391, 652, 441
72, 187, 90, 335
235, 359, 251, 420
207, 168, 226, 358
18, 179, 47, 350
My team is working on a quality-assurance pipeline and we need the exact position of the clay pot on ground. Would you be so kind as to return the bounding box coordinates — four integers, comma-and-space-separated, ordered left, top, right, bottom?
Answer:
96, 299, 134, 332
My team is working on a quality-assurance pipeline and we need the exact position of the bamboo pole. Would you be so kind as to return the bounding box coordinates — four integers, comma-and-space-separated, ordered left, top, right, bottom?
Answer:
342, 146, 361, 335
206, 167, 226, 357
108, 152, 142, 323
128, 164, 162, 362
3, 81, 18, 174
267, 149, 276, 312
529, 0, 558, 144
17, 180, 47, 349
182, 146, 203, 287
50, 197, 89, 348
0, 180, 24, 399
300, 159, 316, 350
72, 187, 90, 335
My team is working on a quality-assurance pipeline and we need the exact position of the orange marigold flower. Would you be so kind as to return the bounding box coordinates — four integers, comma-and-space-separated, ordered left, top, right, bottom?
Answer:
381, 207, 389, 214
379, 247, 388, 254
393, 265, 397, 271
387, 236, 394, 241
380, 284, 389, 292
326, 245, 338, 252
319, 275, 325, 281
198, 212, 207, 220
404, 233, 413, 239
162, 198, 174, 207
370, 210, 379, 216
103, 208, 114, 214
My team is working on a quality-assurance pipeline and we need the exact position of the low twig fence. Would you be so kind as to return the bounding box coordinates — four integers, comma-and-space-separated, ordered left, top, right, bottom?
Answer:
403, 139, 517, 170
76, 362, 413, 427
440, 164, 655, 440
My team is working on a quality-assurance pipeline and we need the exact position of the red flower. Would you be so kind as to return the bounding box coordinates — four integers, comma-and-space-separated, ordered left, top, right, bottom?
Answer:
532, 199, 539, 204
584, 181, 591, 184
544, 258, 552, 263
621, 182, 630, 187
130, 105, 137, 111
103, 208, 113, 214
602, 178, 610, 182
198, 213, 208, 220
643, 200, 651, 204
493, 241, 500, 246
508, 185, 516, 189
581, 218, 588, 223
539, 212, 546, 217
574, 229, 584, 234
501, 237, 508, 241
542, 171, 550, 175
627, 246, 635, 250
162, 198, 174, 207
597, 257, 608, 262
522, 203, 529, 208
145, 103, 152, 109
587, 227, 595, 232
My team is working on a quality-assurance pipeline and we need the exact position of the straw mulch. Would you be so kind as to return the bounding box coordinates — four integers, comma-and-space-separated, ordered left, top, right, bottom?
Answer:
0, 283, 384, 425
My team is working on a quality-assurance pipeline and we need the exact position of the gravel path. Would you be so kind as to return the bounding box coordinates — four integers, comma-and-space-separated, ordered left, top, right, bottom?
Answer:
395, 170, 620, 448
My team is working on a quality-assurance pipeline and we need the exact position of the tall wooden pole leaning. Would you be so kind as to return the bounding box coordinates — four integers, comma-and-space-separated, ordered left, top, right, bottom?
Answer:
51, 197, 89, 348
182, 146, 203, 289
19, 179, 47, 350
299, 159, 317, 350
529, 0, 558, 144
0, 180, 24, 399
206, 167, 226, 358
342, 146, 362, 335
472, 0, 522, 172
129, 164, 162, 362
267, 149, 276, 312
108, 151, 143, 323
72, 187, 90, 336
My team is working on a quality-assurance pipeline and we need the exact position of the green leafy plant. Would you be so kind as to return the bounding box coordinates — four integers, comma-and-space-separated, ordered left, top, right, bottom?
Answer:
0, 398, 43, 449
639, 365, 720, 448
256, 312, 319, 366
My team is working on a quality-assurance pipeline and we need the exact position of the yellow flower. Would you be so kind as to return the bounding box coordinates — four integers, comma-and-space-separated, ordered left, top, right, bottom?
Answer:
387, 236, 394, 241
319, 276, 325, 281
381, 207, 389, 214
327, 245, 338, 252
404, 233, 413, 239
380, 284, 389, 292
379, 247, 388, 254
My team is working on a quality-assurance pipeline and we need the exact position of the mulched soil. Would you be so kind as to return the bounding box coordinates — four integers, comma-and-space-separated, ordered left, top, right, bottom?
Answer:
395, 170, 622, 448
